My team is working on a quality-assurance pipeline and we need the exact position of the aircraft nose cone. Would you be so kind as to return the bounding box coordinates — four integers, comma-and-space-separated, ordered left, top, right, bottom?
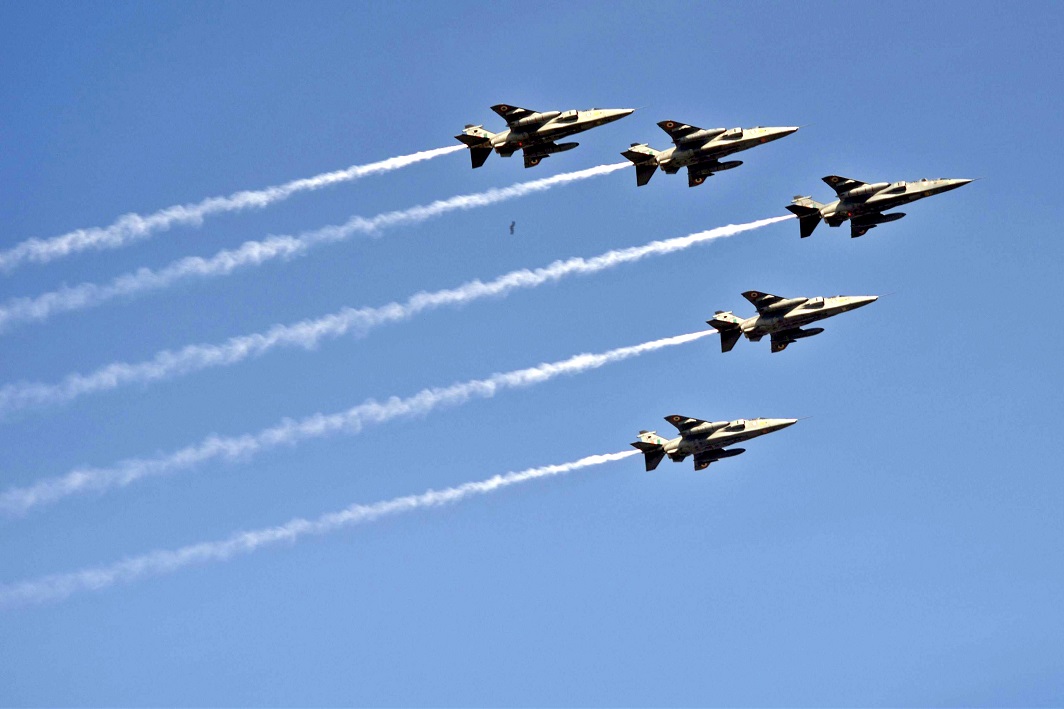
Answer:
943, 178, 974, 191
854, 295, 879, 307
769, 418, 799, 431
782, 126, 800, 135
605, 108, 636, 121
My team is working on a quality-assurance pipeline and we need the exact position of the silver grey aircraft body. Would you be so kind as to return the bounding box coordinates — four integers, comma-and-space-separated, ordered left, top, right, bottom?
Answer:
708, 290, 878, 353
786, 175, 972, 238
455, 104, 634, 169
631, 414, 798, 471
621, 121, 798, 187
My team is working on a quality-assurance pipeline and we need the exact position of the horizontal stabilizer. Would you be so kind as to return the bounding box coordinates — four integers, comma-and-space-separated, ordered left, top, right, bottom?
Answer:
719, 328, 741, 353
456, 127, 496, 169
621, 145, 660, 186
707, 312, 743, 352
785, 202, 822, 238
468, 146, 491, 169
630, 440, 666, 471
634, 163, 657, 186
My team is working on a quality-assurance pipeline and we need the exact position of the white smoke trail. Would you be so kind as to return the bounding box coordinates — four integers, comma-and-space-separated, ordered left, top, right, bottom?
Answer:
0, 216, 789, 415
0, 450, 637, 607
0, 330, 712, 515
0, 145, 466, 273
0, 163, 629, 333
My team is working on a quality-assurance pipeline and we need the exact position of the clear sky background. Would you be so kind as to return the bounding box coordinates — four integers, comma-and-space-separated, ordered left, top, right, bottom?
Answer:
2, 1, 1062, 705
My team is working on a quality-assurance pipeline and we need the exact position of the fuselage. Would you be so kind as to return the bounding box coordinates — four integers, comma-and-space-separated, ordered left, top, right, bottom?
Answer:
741, 295, 878, 339
661, 418, 798, 457
820, 178, 971, 224
656, 125, 798, 172
491, 108, 634, 154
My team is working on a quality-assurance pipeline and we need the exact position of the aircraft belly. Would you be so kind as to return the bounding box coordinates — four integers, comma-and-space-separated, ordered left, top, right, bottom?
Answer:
868, 196, 905, 211
681, 439, 722, 455
698, 145, 728, 159
754, 317, 785, 334
539, 124, 581, 141
786, 314, 818, 328
707, 144, 741, 158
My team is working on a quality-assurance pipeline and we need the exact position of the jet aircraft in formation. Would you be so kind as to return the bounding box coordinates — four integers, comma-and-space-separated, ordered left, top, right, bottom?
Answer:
453, 101, 974, 473
786, 175, 973, 238
621, 121, 798, 187
708, 290, 879, 353
455, 104, 634, 169
631, 414, 797, 471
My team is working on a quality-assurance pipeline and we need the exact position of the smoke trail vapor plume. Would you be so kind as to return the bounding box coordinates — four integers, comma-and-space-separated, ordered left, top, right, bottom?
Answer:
0, 145, 465, 273
0, 450, 636, 606
0, 330, 712, 515
0, 215, 789, 415
0, 163, 628, 333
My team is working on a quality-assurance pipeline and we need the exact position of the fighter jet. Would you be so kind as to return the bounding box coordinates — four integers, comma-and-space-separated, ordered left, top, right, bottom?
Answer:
631, 414, 798, 471
786, 175, 973, 238
708, 290, 878, 353
621, 121, 798, 187
455, 104, 635, 169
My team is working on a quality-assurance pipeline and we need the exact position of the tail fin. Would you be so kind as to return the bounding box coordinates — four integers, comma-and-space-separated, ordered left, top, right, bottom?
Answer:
707, 311, 743, 353
621, 144, 660, 186
455, 125, 497, 169
630, 430, 668, 471
785, 196, 824, 238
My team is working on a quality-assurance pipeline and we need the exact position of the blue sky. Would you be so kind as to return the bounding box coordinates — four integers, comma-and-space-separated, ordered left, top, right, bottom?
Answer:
2, 1, 1062, 705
